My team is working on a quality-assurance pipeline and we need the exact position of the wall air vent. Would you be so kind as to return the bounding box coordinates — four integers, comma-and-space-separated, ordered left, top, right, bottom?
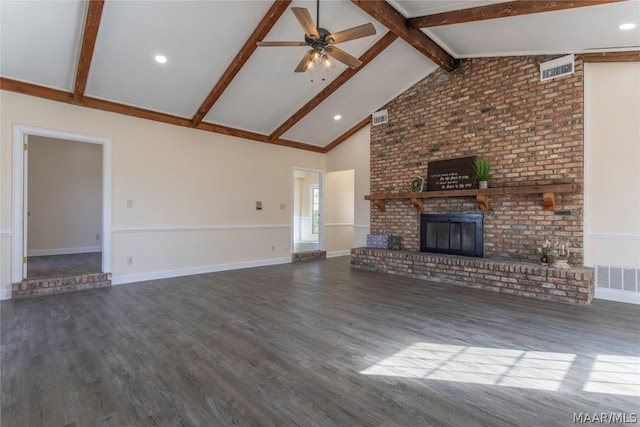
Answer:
372, 109, 388, 126
540, 54, 575, 82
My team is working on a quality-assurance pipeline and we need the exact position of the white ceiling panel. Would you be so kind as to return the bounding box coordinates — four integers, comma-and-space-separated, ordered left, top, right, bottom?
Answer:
203, 0, 388, 134
85, 0, 272, 118
282, 39, 439, 146
1, 0, 638, 150
388, 0, 509, 17
0, 0, 85, 91
425, 2, 640, 58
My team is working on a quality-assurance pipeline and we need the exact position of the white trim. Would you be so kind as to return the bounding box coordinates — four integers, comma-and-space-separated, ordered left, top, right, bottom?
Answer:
0, 231, 12, 238
112, 224, 289, 234
327, 250, 351, 258
325, 223, 354, 227
584, 232, 640, 240
112, 256, 291, 285
0, 289, 12, 300
353, 224, 370, 229
27, 246, 101, 256
12, 124, 112, 283
595, 288, 640, 305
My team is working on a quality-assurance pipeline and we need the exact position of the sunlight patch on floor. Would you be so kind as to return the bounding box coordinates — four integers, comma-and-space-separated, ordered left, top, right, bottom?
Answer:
360, 343, 575, 391
583, 355, 640, 396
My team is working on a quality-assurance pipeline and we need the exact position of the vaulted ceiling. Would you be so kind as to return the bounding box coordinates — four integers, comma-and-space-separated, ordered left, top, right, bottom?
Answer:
1, 0, 638, 152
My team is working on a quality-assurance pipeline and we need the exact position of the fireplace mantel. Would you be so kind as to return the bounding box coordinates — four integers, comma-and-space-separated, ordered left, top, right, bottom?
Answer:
365, 183, 575, 212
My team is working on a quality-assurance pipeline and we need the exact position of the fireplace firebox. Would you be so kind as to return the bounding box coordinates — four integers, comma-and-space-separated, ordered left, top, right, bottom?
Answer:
420, 213, 483, 257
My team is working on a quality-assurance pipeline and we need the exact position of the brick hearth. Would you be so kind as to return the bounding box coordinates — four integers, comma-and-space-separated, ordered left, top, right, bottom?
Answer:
351, 248, 594, 305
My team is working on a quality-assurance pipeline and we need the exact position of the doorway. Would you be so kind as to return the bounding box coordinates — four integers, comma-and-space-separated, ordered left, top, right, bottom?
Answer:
292, 168, 324, 253
11, 125, 112, 284
26, 136, 103, 278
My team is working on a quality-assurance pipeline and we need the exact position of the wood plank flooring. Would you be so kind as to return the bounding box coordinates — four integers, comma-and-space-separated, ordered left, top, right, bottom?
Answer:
2, 257, 639, 426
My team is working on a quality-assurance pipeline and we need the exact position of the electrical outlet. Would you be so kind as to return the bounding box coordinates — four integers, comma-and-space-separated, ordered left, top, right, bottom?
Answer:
127, 200, 133, 208
271, 246, 275, 252
127, 256, 134, 265
96, 234, 100, 240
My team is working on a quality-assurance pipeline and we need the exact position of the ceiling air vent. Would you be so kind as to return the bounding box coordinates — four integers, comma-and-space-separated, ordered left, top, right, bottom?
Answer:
372, 109, 388, 126
540, 54, 574, 82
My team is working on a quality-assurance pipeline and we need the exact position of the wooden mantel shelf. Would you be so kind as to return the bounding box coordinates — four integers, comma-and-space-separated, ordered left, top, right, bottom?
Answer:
365, 184, 575, 212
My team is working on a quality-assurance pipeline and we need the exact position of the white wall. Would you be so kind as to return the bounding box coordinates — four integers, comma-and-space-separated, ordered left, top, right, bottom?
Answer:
0, 90, 325, 296
584, 63, 640, 268
326, 125, 371, 247
27, 136, 102, 255
325, 169, 355, 255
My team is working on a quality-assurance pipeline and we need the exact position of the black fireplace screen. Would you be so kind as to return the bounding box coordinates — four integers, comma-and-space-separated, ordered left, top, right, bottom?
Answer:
420, 214, 483, 257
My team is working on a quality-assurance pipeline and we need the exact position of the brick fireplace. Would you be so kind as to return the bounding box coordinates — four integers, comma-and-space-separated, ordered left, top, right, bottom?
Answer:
351, 55, 594, 305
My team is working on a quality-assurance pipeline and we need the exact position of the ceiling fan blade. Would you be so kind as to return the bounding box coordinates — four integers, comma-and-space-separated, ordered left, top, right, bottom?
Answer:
324, 46, 362, 69
327, 23, 376, 45
257, 41, 307, 47
294, 50, 316, 73
291, 7, 320, 39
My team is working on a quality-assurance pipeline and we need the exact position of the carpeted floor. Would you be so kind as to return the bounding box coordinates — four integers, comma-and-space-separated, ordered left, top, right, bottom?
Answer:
27, 252, 102, 278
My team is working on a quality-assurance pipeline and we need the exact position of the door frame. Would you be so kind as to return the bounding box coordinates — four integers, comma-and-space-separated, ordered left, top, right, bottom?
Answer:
11, 124, 112, 283
291, 167, 324, 253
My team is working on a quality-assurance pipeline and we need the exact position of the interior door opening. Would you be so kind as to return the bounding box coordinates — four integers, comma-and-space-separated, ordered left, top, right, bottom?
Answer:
26, 136, 103, 279
292, 168, 323, 253
11, 125, 112, 284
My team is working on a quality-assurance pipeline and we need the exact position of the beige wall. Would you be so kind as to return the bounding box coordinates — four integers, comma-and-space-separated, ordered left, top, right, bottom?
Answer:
325, 169, 355, 254
27, 136, 102, 254
584, 62, 640, 267
0, 90, 326, 296
326, 125, 370, 247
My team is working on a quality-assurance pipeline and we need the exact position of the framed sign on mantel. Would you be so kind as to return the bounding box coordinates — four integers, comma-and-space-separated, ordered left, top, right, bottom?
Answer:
426, 156, 477, 191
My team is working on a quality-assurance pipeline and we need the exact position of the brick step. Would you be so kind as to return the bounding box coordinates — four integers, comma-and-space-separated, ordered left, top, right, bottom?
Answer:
292, 250, 327, 263
12, 273, 111, 299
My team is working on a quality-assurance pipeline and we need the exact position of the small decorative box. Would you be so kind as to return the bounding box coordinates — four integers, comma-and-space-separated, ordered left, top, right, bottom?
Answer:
367, 234, 391, 249
389, 236, 402, 250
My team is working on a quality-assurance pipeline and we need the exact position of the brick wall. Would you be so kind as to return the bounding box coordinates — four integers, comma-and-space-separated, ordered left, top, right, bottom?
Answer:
370, 55, 584, 264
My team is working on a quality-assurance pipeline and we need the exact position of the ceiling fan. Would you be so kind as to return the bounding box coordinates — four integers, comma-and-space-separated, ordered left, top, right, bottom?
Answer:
257, 1, 376, 73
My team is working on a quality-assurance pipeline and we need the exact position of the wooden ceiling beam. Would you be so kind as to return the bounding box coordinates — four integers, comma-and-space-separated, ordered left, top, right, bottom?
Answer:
407, 0, 625, 28
351, 0, 457, 72
191, 0, 292, 127
269, 31, 398, 142
1, 77, 73, 103
73, 0, 105, 104
1, 77, 327, 153
583, 51, 640, 62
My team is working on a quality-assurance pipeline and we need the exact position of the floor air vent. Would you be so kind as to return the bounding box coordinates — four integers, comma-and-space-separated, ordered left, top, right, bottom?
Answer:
372, 109, 388, 126
540, 54, 574, 82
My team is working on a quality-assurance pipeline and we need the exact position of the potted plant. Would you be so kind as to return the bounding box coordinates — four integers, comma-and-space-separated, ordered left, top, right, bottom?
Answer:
473, 157, 491, 189
536, 239, 552, 264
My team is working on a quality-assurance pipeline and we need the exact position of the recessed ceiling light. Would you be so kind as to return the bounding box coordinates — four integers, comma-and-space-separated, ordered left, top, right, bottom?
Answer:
155, 54, 167, 64
619, 23, 636, 30
334, 114, 342, 121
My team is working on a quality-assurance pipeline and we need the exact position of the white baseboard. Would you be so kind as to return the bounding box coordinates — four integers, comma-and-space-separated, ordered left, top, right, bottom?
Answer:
327, 250, 351, 258
111, 256, 291, 286
595, 288, 640, 305
28, 246, 102, 256
0, 289, 12, 300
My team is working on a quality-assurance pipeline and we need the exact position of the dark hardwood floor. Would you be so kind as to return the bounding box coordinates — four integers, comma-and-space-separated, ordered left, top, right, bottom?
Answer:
2, 257, 639, 426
